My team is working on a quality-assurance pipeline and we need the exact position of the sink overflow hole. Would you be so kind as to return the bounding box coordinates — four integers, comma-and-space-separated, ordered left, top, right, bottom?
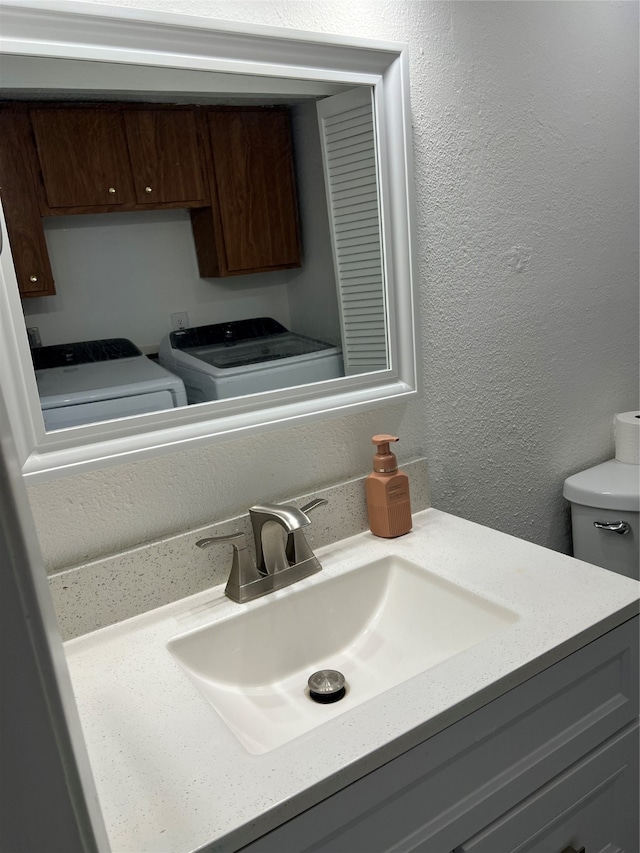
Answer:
307, 669, 347, 704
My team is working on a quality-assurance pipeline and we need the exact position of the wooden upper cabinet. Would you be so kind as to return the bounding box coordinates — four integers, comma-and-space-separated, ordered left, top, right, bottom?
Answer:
123, 109, 207, 205
0, 102, 301, 294
200, 108, 301, 276
0, 108, 55, 297
30, 106, 208, 212
30, 108, 136, 209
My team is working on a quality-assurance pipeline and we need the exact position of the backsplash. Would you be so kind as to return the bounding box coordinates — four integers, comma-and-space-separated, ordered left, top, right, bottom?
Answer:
50, 458, 429, 640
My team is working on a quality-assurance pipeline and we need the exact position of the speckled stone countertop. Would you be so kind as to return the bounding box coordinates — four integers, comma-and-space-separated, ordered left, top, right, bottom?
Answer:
64, 509, 639, 853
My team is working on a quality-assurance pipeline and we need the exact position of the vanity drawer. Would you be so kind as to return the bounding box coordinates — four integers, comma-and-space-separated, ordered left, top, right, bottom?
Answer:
240, 617, 638, 853
455, 722, 639, 853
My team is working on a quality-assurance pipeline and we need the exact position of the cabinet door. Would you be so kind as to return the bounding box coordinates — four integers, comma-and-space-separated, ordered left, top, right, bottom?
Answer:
206, 108, 301, 275
30, 108, 136, 209
455, 723, 639, 853
123, 109, 208, 205
0, 109, 55, 296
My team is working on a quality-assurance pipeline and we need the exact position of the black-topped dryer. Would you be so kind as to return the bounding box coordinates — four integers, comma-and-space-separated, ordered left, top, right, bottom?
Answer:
34, 338, 187, 430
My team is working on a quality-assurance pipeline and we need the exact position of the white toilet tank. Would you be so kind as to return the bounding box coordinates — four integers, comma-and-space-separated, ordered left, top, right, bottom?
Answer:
563, 459, 639, 580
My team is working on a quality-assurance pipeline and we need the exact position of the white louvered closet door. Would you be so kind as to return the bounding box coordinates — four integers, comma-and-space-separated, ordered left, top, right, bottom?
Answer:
317, 88, 388, 376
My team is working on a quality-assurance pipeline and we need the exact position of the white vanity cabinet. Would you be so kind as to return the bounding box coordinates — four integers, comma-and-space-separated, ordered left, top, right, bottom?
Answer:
240, 616, 639, 853
59, 509, 639, 853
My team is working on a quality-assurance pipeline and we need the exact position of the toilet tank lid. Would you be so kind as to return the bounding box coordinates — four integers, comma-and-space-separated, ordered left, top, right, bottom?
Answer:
563, 459, 640, 511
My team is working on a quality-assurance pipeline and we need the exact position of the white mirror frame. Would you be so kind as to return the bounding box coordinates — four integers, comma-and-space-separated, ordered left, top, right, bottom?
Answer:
0, 0, 418, 483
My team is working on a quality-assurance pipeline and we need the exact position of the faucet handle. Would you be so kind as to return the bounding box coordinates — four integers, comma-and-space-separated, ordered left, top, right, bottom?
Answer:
299, 498, 328, 515
196, 532, 247, 550
196, 532, 261, 602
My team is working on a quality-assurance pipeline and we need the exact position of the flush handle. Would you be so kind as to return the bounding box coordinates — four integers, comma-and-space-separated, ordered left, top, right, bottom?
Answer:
593, 520, 630, 535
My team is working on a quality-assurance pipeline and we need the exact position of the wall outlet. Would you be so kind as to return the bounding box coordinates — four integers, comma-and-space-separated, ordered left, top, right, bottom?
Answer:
27, 326, 42, 348
170, 312, 190, 331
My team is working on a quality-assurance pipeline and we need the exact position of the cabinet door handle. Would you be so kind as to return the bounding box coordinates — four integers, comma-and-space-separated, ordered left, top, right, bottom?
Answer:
108, 187, 116, 194
144, 186, 153, 193
560, 846, 585, 853
593, 520, 630, 535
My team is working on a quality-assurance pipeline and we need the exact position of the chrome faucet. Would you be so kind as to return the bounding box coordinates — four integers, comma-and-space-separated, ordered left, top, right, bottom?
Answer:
196, 498, 327, 603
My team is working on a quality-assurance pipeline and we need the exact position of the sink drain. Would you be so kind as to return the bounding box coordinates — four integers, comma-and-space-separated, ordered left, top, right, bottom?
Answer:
307, 669, 346, 704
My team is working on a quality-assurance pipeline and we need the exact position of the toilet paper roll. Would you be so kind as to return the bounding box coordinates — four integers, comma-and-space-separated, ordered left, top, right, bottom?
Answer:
614, 411, 640, 464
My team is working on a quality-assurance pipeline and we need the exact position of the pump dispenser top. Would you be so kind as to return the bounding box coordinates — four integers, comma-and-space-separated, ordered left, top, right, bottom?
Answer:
365, 434, 412, 538
372, 434, 400, 473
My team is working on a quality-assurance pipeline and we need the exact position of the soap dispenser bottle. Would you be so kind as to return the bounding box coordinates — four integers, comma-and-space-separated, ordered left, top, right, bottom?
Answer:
365, 434, 412, 537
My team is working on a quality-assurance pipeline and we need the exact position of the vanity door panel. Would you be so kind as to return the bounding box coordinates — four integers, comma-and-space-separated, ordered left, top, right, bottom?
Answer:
455, 723, 638, 853
123, 109, 208, 205
30, 107, 136, 209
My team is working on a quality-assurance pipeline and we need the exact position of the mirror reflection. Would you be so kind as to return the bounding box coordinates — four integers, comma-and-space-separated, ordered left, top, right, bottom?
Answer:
0, 56, 389, 433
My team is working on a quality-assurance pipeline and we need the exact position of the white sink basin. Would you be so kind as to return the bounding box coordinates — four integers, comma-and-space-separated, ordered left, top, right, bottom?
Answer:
167, 555, 518, 753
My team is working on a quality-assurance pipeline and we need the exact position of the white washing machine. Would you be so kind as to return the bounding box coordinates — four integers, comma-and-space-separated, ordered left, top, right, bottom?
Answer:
158, 318, 343, 403
34, 338, 187, 430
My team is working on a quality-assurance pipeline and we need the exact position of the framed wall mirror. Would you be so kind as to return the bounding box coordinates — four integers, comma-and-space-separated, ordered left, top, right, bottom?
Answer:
0, 0, 418, 483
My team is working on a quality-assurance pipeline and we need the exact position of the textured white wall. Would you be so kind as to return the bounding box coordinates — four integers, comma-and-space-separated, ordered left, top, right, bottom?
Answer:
26, 1, 639, 571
